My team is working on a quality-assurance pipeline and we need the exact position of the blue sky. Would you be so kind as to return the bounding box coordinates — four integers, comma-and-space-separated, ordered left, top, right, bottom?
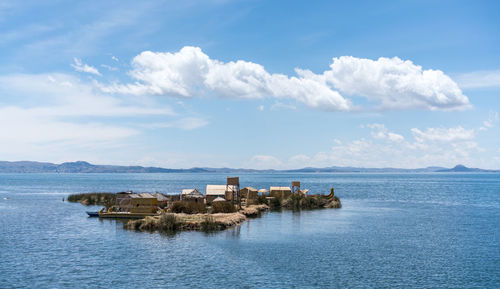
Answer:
1, 0, 499, 169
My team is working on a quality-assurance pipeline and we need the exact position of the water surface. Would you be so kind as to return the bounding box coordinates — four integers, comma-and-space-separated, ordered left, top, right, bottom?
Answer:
0, 173, 498, 288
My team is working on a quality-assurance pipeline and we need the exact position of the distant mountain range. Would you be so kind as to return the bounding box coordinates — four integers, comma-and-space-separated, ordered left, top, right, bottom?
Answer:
0, 161, 497, 173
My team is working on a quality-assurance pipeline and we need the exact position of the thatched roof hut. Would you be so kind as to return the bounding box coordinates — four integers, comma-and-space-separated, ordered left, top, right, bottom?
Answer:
212, 197, 226, 202
181, 189, 204, 203
270, 186, 292, 198
154, 192, 169, 208
130, 193, 158, 213
240, 187, 258, 199
205, 185, 237, 204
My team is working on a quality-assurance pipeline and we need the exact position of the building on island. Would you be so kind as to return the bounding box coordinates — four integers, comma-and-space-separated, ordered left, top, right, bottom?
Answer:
115, 191, 134, 211
154, 192, 169, 208
240, 187, 258, 205
206, 185, 237, 204
129, 193, 158, 214
269, 186, 292, 198
181, 189, 204, 203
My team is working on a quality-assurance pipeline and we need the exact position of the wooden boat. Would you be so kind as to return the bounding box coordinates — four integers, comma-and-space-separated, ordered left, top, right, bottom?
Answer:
97, 208, 159, 219
86, 211, 99, 217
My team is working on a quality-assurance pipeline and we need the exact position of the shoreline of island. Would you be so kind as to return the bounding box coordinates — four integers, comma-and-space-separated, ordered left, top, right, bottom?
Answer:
68, 177, 342, 233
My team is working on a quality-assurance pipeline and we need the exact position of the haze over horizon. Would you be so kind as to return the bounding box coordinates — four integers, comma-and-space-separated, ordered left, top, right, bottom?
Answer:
1, 1, 499, 169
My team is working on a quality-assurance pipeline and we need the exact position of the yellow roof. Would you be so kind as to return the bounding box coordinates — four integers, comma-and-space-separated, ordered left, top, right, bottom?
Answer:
206, 185, 236, 195
269, 186, 291, 191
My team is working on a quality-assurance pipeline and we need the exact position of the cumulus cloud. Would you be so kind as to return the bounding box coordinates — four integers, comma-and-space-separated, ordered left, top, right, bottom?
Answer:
411, 126, 475, 142
282, 124, 486, 169
71, 58, 102, 76
323, 56, 470, 110
104, 46, 351, 111
309, 137, 481, 169
101, 46, 469, 112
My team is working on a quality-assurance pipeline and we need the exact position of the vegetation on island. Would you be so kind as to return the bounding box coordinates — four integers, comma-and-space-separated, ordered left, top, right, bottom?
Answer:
170, 201, 207, 214
282, 194, 342, 210
67, 192, 115, 207
124, 194, 341, 233
69, 190, 341, 233
256, 193, 342, 210
124, 209, 264, 232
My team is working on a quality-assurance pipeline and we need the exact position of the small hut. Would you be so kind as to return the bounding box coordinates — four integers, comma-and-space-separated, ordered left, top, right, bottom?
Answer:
240, 187, 258, 205
269, 186, 292, 198
154, 192, 169, 208
181, 189, 204, 203
130, 193, 158, 213
115, 191, 134, 211
206, 185, 237, 204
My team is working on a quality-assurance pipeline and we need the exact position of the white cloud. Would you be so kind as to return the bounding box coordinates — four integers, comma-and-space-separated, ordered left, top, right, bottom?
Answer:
0, 73, 183, 162
103, 46, 470, 111
0, 73, 174, 117
367, 123, 404, 142
258, 105, 264, 111
102, 47, 470, 112
388, 132, 405, 142
71, 58, 102, 76
101, 64, 118, 71
411, 126, 475, 142
0, 107, 137, 143
456, 70, 500, 89
479, 111, 499, 131
146, 117, 208, 130
267, 124, 490, 169
303, 126, 484, 168
323, 56, 470, 110
111, 56, 119, 62
105, 46, 352, 111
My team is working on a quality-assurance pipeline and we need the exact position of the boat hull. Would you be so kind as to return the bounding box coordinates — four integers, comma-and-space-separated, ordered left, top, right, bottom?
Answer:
86, 211, 99, 217
98, 212, 159, 219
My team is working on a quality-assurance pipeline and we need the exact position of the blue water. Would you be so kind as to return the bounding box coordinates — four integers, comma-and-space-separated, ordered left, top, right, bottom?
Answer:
0, 173, 498, 288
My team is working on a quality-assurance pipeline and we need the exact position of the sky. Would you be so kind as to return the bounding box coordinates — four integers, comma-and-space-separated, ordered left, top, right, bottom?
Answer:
0, 0, 499, 169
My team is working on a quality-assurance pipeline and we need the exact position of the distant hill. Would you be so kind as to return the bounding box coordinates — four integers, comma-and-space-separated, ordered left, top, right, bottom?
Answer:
0, 161, 497, 173
436, 164, 498, 172
0, 161, 210, 173
282, 166, 448, 173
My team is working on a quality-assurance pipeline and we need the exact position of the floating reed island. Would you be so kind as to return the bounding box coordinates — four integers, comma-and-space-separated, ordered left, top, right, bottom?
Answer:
67, 192, 115, 206
69, 178, 341, 232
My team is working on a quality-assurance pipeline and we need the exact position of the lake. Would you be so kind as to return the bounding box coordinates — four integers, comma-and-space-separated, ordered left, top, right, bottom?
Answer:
0, 173, 499, 288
